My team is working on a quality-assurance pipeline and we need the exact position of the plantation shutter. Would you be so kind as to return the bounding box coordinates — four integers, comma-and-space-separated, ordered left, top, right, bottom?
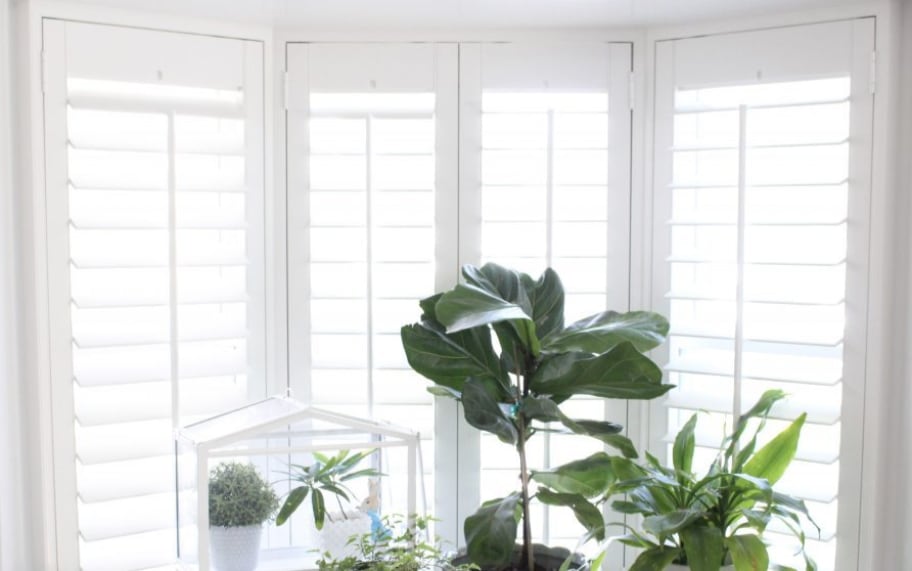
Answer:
458, 42, 633, 557
651, 20, 874, 571
43, 21, 266, 571
285, 43, 457, 539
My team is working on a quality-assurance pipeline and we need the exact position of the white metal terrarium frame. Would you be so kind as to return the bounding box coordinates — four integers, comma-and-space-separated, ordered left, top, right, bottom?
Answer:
175, 395, 424, 571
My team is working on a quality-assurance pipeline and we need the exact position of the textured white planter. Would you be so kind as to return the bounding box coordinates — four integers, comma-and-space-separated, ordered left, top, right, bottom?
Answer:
318, 511, 372, 559
210, 525, 263, 571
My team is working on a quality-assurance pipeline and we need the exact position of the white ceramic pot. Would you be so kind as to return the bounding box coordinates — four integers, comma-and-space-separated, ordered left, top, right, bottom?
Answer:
210, 525, 263, 571
318, 510, 372, 559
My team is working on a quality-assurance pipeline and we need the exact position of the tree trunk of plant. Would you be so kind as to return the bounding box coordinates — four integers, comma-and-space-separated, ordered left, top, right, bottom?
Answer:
517, 415, 534, 571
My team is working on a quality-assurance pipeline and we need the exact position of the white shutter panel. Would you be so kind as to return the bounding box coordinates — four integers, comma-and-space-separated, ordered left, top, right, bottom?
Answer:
652, 20, 874, 571
459, 42, 632, 555
44, 21, 266, 571
287, 42, 456, 542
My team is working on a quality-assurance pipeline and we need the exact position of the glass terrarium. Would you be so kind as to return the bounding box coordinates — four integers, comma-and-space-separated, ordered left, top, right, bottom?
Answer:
175, 395, 423, 570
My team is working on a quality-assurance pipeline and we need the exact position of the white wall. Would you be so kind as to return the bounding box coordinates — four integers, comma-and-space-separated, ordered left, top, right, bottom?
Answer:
0, 0, 30, 569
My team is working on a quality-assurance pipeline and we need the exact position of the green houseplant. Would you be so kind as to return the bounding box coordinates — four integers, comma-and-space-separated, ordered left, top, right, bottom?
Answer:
607, 390, 818, 571
276, 449, 380, 528
208, 462, 280, 571
400, 263, 672, 571
315, 514, 476, 571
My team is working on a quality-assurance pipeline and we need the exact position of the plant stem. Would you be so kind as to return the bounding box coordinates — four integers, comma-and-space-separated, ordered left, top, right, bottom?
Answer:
517, 413, 534, 571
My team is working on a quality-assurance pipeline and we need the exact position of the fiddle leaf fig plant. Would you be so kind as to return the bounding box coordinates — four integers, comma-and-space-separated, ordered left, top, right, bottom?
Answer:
401, 263, 672, 571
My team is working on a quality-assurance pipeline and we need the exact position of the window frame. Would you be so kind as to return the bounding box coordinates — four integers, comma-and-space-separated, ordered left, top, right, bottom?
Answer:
646, 18, 877, 571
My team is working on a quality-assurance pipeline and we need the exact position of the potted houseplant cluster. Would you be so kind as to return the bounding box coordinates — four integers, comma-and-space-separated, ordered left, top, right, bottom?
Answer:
608, 390, 818, 571
401, 263, 673, 571
208, 462, 279, 571
315, 513, 476, 571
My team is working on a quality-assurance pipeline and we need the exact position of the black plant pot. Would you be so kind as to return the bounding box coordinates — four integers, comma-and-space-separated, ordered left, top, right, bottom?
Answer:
451, 544, 589, 571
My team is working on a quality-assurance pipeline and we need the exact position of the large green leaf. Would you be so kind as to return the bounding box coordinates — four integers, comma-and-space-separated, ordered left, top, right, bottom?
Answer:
530, 342, 670, 400
462, 377, 518, 444
437, 283, 532, 332
464, 493, 522, 567
520, 268, 565, 339
536, 489, 605, 541
463, 263, 533, 315
629, 546, 682, 571
543, 310, 669, 353
642, 509, 703, 538
530, 452, 614, 498
727, 534, 770, 571
681, 526, 724, 571
673, 414, 698, 474
743, 414, 805, 485
400, 322, 509, 397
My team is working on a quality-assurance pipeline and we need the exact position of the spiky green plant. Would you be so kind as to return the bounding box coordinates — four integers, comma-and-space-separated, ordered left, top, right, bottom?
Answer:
209, 462, 279, 527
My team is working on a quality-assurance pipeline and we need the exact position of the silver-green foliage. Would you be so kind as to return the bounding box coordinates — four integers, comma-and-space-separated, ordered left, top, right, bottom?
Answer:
209, 462, 279, 527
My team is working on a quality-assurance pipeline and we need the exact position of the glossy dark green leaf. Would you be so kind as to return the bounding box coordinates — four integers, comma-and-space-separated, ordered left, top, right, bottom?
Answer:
543, 310, 669, 353
463, 263, 533, 315
436, 282, 540, 355
743, 414, 805, 485
521, 396, 637, 457
275, 486, 309, 526
400, 322, 508, 396
536, 489, 605, 541
462, 377, 518, 444
681, 526, 723, 571
629, 546, 682, 571
727, 534, 770, 571
530, 342, 670, 400
530, 452, 614, 498
520, 268, 565, 340
464, 493, 522, 567
673, 414, 698, 474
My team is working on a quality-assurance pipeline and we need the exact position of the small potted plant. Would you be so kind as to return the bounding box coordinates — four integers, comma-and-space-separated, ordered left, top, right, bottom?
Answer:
276, 449, 381, 558
607, 390, 818, 571
315, 513, 476, 571
400, 263, 672, 571
208, 462, 279, 571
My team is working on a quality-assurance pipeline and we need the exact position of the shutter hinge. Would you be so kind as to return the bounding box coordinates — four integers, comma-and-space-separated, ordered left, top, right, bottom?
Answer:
41, 50, 47, 94
869, 50, 877, 95
628, 71, 636, 111
283, 70, 290, 110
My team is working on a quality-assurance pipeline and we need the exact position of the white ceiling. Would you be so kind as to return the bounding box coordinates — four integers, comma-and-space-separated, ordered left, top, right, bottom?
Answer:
63, 0, 870, 30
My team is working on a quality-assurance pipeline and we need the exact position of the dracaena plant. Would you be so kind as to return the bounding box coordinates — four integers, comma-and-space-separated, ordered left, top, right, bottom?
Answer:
276, 449, 380, 529
608, 390, 818, 571
400, 263, 671, 571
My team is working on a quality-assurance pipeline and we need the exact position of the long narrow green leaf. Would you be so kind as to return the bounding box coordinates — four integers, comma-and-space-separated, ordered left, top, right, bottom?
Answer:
673, 414, 698, 474
312, 489, 326, 529
275, 486, 309, 526
743, 414, 806, 485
